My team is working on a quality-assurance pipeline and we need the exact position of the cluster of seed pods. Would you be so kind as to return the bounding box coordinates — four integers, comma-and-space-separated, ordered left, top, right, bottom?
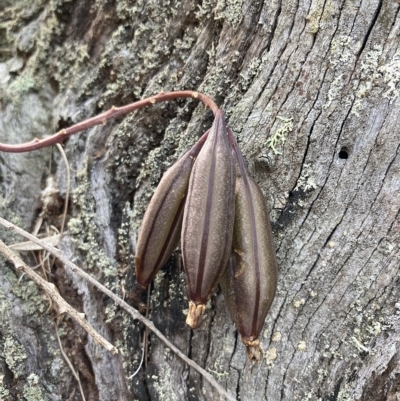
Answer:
0, 90, 278, 360
132, 109, 278, 360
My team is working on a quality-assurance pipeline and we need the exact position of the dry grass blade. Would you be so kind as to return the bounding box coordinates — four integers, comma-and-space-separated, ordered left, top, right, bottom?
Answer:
9, 233, 62, 250
0, 216, 236, 401
55, 322, 87, 401
0, 237, 117, 355
55, 143, 70, 236
128, 347, 144, 379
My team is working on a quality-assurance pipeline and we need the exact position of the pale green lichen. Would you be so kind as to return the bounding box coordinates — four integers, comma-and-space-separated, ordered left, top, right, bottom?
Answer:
306, 0, 336, 33
11, 280, 47, 316
0, 0, 46, 61
217, 0, 244, 25
352, 45, 383, 115
195, 0, 225, 21
6, 0, 202, 111
51, 44, 91, 92
0, 270, 64, 396
105, 303, 118, 323
2, 336, 27, 379
7, 72, 35, 95
152, 366, 175, 401
294, 164, 316, 193
23, 374, 47, 401
225, 56, 262, 116
350, 336, 370, 353
329, 35, 354, 66
98, 0, 194, 101
347, 297, 387, 358
323, 35, 386, 111
378, 52, 400, 101
306, 5, 324, 34
324, 73, 344, 109
266, 116, 294, 155
151, 270, 167, 309
0, 194, 57, 395
208, 354, 229, 381
238, 57, 262, 90
0, 300, 8, 325
0, 196, 23, 245
0, 66, 36, 104
199, 65, 230, 97
325, 35, 362, 110
360, 45, 383, 78
0, 371, 9, 400
69, 160, 119, 292
335, 377, 354, 401
0, 387, 9, 401
297, 340, 307, 352
195, 0, 243, 25
317, 368, 328, 384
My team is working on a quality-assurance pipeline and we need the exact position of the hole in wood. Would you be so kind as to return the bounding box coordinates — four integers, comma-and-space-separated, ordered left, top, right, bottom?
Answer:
339, 148, 349, 159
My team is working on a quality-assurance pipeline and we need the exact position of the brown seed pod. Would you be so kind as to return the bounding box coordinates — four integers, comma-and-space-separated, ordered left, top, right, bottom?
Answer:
221, 129, 278, 361
182, 110, 235, 328
130, 131, 209, 304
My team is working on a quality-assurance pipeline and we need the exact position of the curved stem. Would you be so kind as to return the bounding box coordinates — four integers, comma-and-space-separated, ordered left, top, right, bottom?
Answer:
0, 91, 219, 153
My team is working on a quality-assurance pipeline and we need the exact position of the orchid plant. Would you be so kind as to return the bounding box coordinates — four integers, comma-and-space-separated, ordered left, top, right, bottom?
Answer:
0, 90, 277, 360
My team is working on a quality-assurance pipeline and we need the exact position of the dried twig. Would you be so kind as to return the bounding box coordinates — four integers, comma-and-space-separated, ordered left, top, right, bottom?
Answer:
0, 237, 117, 355
0, 216, 236, 401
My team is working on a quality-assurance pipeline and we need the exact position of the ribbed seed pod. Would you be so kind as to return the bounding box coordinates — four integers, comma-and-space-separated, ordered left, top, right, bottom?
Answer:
221, 129, 278, 361
130, 131, 209, 304
182, 110, 235, 328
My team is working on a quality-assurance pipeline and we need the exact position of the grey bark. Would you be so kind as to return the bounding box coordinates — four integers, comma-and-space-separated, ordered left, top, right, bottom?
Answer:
0, 0, 399, 400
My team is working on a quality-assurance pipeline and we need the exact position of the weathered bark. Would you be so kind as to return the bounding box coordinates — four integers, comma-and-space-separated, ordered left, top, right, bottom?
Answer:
0, 0, 399, 400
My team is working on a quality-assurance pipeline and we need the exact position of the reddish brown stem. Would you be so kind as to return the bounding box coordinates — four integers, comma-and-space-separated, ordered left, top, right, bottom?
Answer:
0, 91, 219, 153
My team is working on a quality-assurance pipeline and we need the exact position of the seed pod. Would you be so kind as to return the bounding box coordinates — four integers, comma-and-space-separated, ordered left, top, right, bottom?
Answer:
221, 129, 278, 361
182, 110, 235, 328
130, 131, 209, 304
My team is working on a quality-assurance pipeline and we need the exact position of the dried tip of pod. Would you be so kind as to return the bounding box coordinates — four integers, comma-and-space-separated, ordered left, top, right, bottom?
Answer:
186, 301, 206, 328
242, 339, 262, 361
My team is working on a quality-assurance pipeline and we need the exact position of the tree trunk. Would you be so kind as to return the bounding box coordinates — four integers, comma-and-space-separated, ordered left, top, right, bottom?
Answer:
1, 0, 399, 400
